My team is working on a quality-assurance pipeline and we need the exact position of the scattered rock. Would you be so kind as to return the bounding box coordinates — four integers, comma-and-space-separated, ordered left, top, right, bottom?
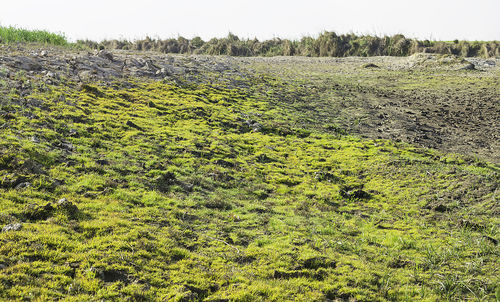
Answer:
56, 198, 79, 219
40, 50, 48, 57
97, 50, 113, 61
459, 63, 475, 71
2, 223, 23, 232
78, 70, 95, 81
69, 129, 79, 137
15, 182, 31, 190
45, 71, 56, 78
10, 57, 42, 71
339, 185, 371, 199
23, 203, 54, 221
59, 141, 75, 152
1, 174, 28, 189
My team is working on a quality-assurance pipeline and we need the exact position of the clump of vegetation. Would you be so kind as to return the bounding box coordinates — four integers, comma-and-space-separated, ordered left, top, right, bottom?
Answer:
0, 65, 498, 301
77, 31, 500, 58
1, 26, 496, 58
0, 26, 67, 46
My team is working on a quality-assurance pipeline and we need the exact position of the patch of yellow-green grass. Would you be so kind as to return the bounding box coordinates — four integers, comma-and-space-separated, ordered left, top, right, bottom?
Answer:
0, 75, 498, 301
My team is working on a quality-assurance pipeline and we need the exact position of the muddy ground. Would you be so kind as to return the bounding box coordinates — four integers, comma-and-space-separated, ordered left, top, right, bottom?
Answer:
1, 44, 499, 163
238, 55, 500, 164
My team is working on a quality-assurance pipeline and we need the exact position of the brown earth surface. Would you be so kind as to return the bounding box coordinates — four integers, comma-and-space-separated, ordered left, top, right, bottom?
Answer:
238, 55, 500, 164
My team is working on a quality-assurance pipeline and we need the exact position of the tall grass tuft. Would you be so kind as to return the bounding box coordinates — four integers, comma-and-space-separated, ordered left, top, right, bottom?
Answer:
0, 26, 67, 46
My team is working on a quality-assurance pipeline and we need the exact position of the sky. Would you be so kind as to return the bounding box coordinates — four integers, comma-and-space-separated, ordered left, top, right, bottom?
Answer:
1, 0, 499, 42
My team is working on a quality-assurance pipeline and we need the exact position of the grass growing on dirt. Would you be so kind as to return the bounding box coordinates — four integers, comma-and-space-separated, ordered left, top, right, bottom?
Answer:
0, 26, 67, 46
0, 69, 498, 301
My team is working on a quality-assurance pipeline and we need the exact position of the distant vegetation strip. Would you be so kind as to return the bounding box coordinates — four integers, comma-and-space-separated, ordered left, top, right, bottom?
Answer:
0, 26, 67, 46
0, 26, 498, 57
80, 32, 500, 58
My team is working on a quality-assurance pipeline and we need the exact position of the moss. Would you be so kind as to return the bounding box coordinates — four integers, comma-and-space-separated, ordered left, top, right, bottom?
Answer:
0, 73, 498, 301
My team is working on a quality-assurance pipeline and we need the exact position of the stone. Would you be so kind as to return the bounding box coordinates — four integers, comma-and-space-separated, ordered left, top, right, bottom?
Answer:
97, 50, 113, 61
15, 182, 31, 190
78, 70, 94, 81
12, 57, 42, 71
69, 129, 79, 137
56, 198, 79, 219
2, 223, 23, 232
40, 50, 48, 57
24, 203, 54, 221
460, 63, 475, 70
60, 142, 75, 152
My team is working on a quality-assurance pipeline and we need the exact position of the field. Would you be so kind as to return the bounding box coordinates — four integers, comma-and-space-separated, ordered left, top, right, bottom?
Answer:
0, 43, 498, 301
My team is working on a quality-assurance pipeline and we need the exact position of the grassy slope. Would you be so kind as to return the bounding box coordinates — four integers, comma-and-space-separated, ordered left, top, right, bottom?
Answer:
0, 69, 498, 301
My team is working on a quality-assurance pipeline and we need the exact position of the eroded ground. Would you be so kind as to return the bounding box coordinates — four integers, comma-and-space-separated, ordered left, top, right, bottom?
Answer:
239, 55, 500, 163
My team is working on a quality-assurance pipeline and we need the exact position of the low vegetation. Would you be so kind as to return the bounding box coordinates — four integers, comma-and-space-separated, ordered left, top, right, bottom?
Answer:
80, 32, 500, 58
0, 26, 67, 46
1, 25, 498, 58
0, 56, 498, 301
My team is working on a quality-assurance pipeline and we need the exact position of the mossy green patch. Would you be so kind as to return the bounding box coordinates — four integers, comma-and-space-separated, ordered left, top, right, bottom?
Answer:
0, 74, 498, 301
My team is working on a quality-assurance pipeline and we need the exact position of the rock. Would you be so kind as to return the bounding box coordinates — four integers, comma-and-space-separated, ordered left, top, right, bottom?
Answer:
97, 50, 113, 61
15, 182, 31, 190
24, 203, 54, 221
12, 57, 42, 71
363, 63, 380, 68
2, 223, 23, 232
459, 63, 475, 70
69, 129, 79, 137
339, 185, 371, 199
40, 50, 48, 57
484, 60, 495, 66
60, 142, 75, 152
45, 71, 56, 78
56, 198, 79, 219
78, 70, 95, 81
0, 174, 28, 189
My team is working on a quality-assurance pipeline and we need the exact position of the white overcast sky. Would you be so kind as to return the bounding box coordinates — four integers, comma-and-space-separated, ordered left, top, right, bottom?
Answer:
1, 0, 499, 42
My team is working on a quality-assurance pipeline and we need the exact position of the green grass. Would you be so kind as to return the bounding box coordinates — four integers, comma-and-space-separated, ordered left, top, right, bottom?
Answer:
0, 69, 498, 300
0, 26, 67, 46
